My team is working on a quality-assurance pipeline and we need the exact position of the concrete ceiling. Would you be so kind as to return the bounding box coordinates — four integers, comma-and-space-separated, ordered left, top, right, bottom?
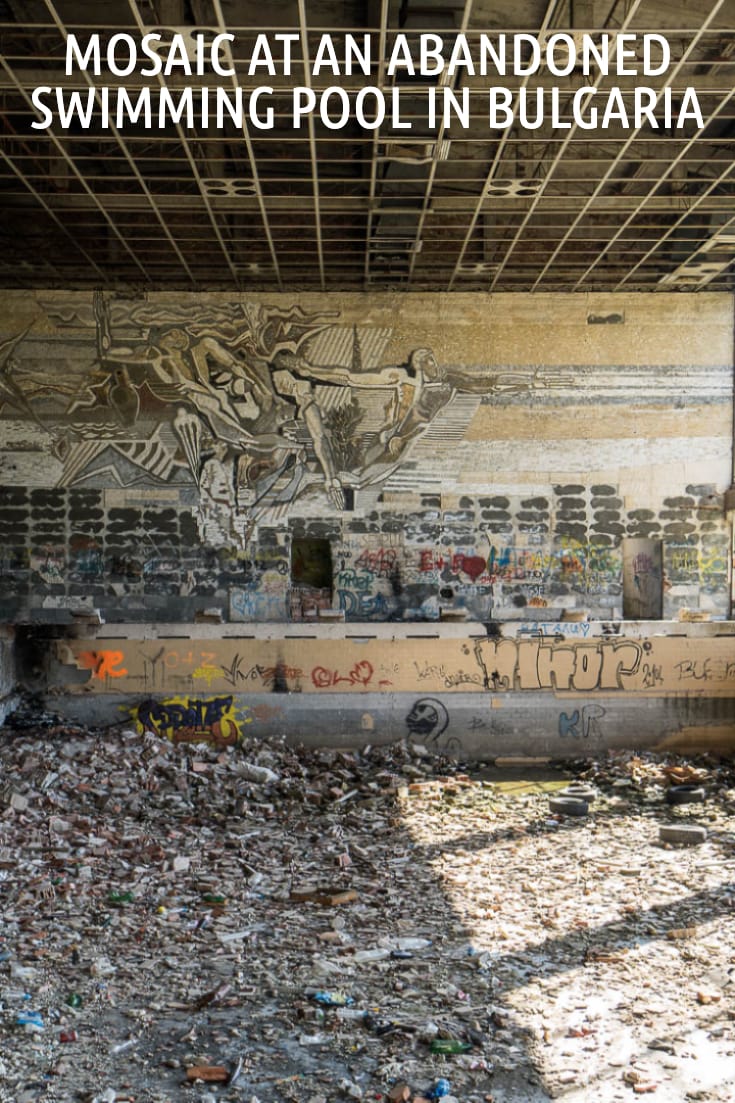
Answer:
0, 0, 733, 293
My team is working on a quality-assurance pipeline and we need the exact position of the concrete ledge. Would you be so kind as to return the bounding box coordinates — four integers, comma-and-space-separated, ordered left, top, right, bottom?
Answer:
47, 620, 488, 641
37, 689, 735, 760
8, 621, 734, 757
41, 619, 735, 641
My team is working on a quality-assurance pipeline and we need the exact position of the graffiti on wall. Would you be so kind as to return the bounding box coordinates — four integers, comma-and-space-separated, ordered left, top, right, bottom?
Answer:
558, 703, 606, 740
77, 648, 129, 680
472, 636, 645, 692
135, 695, 247, 745
622, 538, 663, 619
329, 534, 625, 622
405, 697, 464, 757
3, 295, 730, 624
59, 635, 735, 699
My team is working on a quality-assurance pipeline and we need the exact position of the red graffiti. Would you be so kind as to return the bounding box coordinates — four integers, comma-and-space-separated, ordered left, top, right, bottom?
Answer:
452, 554, 487, 581
78, 649, 128, 679
311, 661, 374, 689
354, 548, 398, 575
420, 551, 487, 580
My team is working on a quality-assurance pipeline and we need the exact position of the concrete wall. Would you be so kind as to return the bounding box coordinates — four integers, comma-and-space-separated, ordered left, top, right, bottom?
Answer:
41, 621, 735, 757
0, 290, 732, 625
0, 627, 16, 723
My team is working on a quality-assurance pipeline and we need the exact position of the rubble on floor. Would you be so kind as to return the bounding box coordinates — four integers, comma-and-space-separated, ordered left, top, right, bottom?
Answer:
0, 713, 734, 1103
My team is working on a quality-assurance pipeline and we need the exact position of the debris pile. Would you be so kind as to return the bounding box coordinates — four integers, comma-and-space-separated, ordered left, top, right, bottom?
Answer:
0, 721, 733, 1103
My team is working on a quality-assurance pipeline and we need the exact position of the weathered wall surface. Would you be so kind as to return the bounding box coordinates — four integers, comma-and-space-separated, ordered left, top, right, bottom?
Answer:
45, 624, 735, 757
0, 628, 16, 723
54, 631, 735, 699
0, 291, 731, 624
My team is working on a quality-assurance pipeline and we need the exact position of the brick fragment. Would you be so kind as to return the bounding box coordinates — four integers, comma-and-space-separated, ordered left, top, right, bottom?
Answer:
186, 1065, 229, 1082
290, 886, 359, 906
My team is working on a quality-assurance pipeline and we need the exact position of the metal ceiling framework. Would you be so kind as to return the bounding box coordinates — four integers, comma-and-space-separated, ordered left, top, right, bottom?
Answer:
0, 0, 733, 292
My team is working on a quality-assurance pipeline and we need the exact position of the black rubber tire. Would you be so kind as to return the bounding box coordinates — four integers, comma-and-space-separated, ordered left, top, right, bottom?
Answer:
549, 796, 589, 816
665, 785, 705, 805
560, 784, 597, 803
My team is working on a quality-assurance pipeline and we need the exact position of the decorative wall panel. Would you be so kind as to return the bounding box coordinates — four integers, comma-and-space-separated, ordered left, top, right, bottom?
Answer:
0, 291, 731, 623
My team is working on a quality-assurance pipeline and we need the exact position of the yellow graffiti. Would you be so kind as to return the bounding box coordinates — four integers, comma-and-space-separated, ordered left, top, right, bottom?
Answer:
699, 548, 727, 576
192, 663, 225, 686
134, 695, 249, 746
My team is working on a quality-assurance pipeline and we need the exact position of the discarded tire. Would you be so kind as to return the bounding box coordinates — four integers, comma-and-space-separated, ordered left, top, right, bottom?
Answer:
659, 824, 707, 845
549, 796, 589, 817
560, 784, 597, 803
665, 784, 705, 805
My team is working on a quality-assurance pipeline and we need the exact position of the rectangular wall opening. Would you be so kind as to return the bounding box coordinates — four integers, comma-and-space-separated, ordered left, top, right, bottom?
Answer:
622, 538, 663, 620
290, 538, 334, 621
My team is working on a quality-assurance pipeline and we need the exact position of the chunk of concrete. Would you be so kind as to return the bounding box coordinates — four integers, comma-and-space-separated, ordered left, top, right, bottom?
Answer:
659, 824, 707, 845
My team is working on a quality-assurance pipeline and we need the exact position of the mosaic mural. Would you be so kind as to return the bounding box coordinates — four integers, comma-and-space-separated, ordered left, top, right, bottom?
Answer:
0, 295, 561, 546
0, 292, 730, 623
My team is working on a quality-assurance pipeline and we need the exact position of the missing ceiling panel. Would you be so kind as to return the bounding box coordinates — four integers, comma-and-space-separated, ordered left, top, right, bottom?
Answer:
0, 2, 733, 293
369, 238, 423, 255
399, 1, 461, 30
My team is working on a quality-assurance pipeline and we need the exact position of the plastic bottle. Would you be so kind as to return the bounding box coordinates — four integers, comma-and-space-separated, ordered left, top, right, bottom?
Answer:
16, 1011, 44, 1032
394, 937, 432, 951
430, 1039, 472, 1054
109, 1037, 139, 1055
353, 949, 391, 963
108, 891, 134, 906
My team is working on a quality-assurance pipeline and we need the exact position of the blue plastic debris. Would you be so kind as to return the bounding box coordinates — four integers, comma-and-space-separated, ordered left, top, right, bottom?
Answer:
430, 1078, 452, 1098
311, 990, 354, 1007
16, 1010, 44, 1031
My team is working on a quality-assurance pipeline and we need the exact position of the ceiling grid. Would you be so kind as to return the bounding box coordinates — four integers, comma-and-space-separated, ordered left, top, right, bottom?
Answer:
0, 0, 732, 292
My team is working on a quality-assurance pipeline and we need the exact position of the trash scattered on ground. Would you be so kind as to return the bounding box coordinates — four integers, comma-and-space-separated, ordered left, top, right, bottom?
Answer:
0, 712, 734, 1102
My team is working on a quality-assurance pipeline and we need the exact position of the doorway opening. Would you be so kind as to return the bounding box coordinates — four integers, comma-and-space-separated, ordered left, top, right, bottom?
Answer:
622, 538, 663, 619
290, 538, 334, 621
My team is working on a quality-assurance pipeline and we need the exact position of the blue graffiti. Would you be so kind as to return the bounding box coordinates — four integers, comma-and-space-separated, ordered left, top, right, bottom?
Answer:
558, 703, 606, 740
